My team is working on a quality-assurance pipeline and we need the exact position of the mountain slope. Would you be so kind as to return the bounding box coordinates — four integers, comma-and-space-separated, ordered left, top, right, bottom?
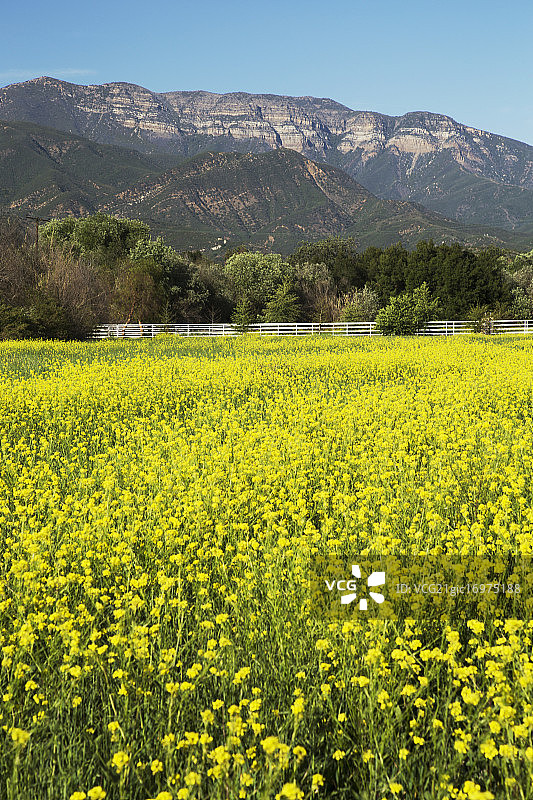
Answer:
0, 118, 530, 254
102, 148, 530, 253
2, 77, 533, 231
0, 118, 180, 216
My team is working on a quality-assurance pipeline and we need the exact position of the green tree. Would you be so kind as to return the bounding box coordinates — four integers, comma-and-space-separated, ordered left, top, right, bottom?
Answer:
129, 236, 192, 318
0, 303, 35, 340
374, 243, 409, 303
231, 296, 255, 333
262, 282, 301, 323
289, 237, 362, 286
338, 285, 380, 322
510, 287, 533, 319
223, 252, 293, 312
28, 295, 80, 340
41, 214, 150, 264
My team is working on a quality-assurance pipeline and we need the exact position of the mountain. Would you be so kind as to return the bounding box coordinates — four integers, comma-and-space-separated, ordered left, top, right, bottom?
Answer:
0, 118, 180, 217
1, 77, 533, 234
0, 118, 528, 254
101, 148, 532, 252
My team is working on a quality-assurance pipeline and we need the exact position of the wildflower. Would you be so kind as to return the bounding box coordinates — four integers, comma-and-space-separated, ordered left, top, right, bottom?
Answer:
291, 697, 305, 716
261, 736, 280, 755
184, 771, 201, 786
312, 774, 325, 791
480, 740, 498, 760
499, 744, 517, 758
87, 789, 107, 800
462, 781, 494, 800
276, 782, 304, 800
293, 745, 306, 761
461, 687, 481, 705
111, 751, 129, 773
10, 728, 30, 747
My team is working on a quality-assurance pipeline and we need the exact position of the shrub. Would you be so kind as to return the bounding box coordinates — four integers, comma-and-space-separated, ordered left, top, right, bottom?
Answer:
375, 283, 439, 335
0, 304, 35, 340
466, 305, 494, 334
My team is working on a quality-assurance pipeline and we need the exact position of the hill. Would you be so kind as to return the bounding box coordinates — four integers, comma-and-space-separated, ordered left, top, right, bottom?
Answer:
2, 77, 533, 233
0, 119, 528, 253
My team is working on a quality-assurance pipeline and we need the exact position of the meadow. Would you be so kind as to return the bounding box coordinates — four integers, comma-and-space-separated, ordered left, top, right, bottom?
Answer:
1, 334, 533, 800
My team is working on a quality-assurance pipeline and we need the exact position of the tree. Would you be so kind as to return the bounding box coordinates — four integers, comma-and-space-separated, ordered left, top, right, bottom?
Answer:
338, 285, 380, 322
289, 237, 362, 286
292, 261, 338, 322
129, 236, 193, 318
111, 263, 162, 327
509, 287, 533, 319
223, 252, 293, 312
374, 243, 410, 303
28, 295, 79, 340
231, 296, 255, 333
262, 282, 301, 323
0, 304, 35, 340
37, 245, 108, 336
41, 214, 150, 264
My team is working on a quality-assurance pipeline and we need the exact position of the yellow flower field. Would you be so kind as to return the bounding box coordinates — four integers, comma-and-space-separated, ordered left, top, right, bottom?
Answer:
1, 334, 533, 800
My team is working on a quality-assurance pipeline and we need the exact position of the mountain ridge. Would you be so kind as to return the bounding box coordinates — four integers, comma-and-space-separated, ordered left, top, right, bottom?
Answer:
0, 117, 528, 254
1, 77, 533, 252
2, 77, 533, 232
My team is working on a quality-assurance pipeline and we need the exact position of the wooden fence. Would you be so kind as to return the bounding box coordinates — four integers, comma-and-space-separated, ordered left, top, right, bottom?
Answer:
92, 320, 533, 338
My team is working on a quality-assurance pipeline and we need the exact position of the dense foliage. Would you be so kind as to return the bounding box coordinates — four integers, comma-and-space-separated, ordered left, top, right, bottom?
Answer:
0, 215, 530, 338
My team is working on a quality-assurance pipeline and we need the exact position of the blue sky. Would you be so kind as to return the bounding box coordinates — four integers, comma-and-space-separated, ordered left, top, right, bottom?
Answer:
2, 0, 532, 144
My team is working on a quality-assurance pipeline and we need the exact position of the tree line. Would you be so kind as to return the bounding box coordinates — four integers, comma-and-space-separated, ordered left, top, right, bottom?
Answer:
0, 213, 532, 339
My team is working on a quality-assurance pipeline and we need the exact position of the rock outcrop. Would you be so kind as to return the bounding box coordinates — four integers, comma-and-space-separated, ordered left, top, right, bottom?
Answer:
1, 77, 533, 229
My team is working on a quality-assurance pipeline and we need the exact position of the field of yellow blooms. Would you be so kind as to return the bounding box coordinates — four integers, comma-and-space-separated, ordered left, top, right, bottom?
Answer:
2, 334, 533, 800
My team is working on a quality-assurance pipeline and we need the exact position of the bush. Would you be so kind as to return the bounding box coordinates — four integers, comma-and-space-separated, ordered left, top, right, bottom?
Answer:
0, 304, 35, 340
466, 305, 494, 334
375, 283, 439, 335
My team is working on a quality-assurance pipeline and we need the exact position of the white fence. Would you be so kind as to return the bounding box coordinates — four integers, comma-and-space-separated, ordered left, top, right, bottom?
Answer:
92, 320, 533, 339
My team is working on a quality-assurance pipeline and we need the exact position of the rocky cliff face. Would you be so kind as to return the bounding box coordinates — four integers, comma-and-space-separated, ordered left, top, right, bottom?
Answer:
2, 77, 533, 229
0, 117, 529, 254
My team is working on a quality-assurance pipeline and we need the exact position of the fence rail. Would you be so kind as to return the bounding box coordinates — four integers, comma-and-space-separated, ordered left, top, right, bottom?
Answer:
92, 320, 533, 339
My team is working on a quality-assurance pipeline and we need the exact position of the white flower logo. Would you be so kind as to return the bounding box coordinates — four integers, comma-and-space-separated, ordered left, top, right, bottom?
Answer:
341, 565, 386, 610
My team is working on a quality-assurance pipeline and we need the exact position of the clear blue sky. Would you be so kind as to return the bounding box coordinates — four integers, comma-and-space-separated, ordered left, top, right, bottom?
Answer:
2, 0, 532, 144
